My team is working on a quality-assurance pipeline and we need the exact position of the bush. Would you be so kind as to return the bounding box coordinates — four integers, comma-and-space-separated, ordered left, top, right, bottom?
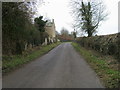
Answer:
76, 33, 119, 61
108, 43, 117, 55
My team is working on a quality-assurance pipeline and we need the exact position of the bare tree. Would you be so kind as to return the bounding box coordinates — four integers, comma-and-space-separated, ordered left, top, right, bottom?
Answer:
60, 27, 69, 35
70, 0, 108, 37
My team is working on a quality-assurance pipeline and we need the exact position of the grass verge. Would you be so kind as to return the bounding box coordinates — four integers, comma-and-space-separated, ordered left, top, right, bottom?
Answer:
72, 42, 120, 88
3, 42, 61, 75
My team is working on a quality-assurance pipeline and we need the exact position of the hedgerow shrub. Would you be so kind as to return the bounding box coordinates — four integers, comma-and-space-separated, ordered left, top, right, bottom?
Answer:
76, 33, 119, 62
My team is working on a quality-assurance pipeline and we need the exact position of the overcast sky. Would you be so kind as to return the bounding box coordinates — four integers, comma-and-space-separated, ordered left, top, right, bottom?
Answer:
36, 0, 119, 36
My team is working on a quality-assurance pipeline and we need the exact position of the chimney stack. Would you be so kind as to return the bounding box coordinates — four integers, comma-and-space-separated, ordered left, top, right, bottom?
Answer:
52, 19, 54, 23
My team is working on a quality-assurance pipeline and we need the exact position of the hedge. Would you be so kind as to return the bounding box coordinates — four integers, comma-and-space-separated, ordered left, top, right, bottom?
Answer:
76, 33, 120, 62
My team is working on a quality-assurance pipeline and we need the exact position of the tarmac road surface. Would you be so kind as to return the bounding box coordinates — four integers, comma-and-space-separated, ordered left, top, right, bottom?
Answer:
3, 43, 104, 88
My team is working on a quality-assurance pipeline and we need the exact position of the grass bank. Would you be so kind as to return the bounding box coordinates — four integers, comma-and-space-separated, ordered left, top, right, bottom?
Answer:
72, 42, 120, 88
3, 42, 61, 75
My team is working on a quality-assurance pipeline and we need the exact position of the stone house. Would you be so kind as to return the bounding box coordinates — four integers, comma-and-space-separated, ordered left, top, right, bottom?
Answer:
44, 19, 56, 45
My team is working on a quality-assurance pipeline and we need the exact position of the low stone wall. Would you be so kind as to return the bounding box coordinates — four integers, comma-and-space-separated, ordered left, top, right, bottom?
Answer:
76, 33, 120, 62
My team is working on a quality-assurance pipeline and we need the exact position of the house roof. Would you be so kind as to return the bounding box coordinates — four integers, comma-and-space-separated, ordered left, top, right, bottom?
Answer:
45, 19, 54, 27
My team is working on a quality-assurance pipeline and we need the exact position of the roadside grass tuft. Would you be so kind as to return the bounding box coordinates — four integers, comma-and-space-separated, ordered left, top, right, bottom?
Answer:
72, 42, 120, 88
3, 42, 61, 75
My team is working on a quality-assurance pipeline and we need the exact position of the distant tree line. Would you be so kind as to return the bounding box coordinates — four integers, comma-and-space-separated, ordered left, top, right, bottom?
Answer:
2, 2, 48, 55
57, 28, 75, 42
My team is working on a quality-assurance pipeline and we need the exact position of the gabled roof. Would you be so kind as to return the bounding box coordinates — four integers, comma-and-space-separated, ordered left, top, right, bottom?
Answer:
45, 19, 54, 27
